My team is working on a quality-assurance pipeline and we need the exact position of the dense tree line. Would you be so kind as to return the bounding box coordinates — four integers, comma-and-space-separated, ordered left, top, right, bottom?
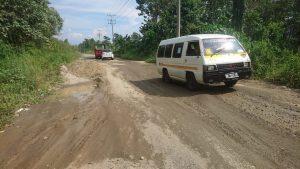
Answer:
114, 0, 300, 87
78, 36, 111, 53
134, 0, 299, 51
0, 0, 63, 45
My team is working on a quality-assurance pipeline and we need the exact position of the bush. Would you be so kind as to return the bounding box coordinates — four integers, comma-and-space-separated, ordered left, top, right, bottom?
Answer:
0, 40, 79, 129
246, 39, 300, 88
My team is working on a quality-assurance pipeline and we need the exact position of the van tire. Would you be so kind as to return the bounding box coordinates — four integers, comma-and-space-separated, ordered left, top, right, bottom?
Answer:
224, 80, 237, 88
186, 72, 198, 91
162, 69, 172, 83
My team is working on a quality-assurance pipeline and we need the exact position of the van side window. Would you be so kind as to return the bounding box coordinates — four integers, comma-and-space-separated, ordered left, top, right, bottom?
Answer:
157, 46, 165, 58
186, 41, 200, 56
173, 43, 184, 58
165, 44, 173, 58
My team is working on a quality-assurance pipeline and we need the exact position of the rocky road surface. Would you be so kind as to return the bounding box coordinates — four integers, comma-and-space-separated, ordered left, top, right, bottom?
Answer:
0, 54, 299, 169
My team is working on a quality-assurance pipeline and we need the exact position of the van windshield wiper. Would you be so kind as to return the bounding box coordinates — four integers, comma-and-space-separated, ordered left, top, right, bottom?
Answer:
210, 47, 225, 57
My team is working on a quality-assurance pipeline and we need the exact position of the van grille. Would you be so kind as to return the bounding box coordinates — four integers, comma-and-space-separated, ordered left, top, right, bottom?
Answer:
217, 63, 244, 71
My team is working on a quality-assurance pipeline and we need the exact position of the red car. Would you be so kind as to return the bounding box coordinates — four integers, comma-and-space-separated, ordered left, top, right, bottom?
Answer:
94, 49, 103, 59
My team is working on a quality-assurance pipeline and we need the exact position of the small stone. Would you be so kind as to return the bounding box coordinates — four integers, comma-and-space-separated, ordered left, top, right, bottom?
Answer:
129, 155, 134, 160
140, 156, 145, 160
88, 162, 93, 165
73, 115, 78, 120
43, 136, 49, 140
15, 108, 24, 113
0, 130, 5, 134
14, 113, 20, 117
293, 129, 300, 136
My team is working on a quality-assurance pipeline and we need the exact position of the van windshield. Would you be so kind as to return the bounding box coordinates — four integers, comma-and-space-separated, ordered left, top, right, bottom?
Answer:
203, 38, 245, 56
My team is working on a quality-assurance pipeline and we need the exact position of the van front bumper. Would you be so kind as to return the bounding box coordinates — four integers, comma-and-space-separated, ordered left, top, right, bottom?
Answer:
203, 68, 252, 83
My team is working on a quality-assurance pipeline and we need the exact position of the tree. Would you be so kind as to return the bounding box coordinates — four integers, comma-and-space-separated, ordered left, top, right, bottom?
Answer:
78, 38, 97, 53
232, 0, 245, 31
0, 0, 63, 45
64, 39, 69, 44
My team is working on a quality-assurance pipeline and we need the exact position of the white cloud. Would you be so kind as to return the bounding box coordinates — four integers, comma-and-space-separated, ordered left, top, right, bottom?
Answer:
69, 32, 84, 39
50, 0, 143, 44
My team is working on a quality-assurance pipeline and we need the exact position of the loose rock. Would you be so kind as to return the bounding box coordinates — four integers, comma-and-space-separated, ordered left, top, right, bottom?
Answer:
129, 155, 134, 160
293, 129, 300, 136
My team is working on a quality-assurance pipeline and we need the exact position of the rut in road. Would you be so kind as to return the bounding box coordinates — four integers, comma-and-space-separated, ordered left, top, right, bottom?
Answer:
0, 55, 299, 169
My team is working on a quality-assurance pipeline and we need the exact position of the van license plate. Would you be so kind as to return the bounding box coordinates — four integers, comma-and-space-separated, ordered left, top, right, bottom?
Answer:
225, 72, 239, 79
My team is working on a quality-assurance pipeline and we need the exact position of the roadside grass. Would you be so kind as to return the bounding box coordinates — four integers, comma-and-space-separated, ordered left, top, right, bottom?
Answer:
243, 40, 300, 88
0, 40, 79, 129
116, 50, 156, 63
145, 56, 156, 63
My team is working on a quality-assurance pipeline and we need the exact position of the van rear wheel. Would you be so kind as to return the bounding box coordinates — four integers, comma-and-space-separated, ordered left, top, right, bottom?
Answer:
186, 73, 198, 91
162, 69, 172, 83
224, 80, 237, 88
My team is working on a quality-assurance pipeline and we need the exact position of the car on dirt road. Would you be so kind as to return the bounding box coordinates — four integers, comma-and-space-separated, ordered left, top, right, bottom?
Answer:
156, 34, 252, 90
94, 48, 103, 59
102, 49, 114, 60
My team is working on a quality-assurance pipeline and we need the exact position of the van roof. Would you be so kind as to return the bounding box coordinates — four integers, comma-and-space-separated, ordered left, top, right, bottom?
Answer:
159, 34, 235, 45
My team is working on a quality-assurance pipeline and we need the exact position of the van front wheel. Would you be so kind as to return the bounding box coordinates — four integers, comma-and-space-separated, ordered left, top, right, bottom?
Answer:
162, 69, 172, 83
186, 73, 198, 91
224, 80, 237, 88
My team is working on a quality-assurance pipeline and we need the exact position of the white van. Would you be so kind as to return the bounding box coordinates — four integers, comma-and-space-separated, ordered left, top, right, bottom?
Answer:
156, 34, 252, 90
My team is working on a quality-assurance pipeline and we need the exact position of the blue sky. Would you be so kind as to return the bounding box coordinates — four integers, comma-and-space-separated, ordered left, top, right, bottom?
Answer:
49, 0, 143, 45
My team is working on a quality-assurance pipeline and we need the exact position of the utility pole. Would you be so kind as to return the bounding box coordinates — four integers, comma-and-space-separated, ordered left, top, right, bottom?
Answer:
107, 14, 116, 45
177, 0, 181, 37
97, 30, 102, 42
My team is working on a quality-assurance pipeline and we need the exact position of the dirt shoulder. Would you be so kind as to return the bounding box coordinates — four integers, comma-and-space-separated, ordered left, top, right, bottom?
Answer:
0, 55, 299, 169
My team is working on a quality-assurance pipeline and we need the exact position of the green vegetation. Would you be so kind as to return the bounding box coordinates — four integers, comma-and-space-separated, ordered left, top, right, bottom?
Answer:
78, 36, 112, 53
0, 0, 63, 45
0, 0, 79, 128
113, 0, 300, 88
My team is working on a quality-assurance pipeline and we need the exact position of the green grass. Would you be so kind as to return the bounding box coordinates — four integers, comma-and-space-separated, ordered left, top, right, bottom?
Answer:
145, 56, 156, 63
0, 40, 79, 129
244, 40, 300, 88
116, 50, 156, 63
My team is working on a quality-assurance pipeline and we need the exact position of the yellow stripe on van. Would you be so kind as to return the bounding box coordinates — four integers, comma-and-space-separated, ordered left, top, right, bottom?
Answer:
159, 63, 198, 70
204, 52, 248, 59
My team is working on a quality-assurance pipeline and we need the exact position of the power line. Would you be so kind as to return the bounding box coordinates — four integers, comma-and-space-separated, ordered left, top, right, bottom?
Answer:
119, 2, 137, 19
114, 0, 131, 16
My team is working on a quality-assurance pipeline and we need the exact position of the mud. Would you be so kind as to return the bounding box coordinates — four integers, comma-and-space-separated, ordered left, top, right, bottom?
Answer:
0, 54, 299, 169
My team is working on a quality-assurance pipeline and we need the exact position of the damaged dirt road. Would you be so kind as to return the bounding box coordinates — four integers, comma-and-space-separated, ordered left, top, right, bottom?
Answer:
0, 54, 300, 169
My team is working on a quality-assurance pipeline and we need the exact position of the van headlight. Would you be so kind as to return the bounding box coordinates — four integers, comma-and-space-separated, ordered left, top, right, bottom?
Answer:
205, 65, 217, 71
244, 62, 251, 67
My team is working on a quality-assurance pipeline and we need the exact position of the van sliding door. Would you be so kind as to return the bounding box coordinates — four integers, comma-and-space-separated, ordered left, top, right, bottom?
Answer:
169, 42, 185, 79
